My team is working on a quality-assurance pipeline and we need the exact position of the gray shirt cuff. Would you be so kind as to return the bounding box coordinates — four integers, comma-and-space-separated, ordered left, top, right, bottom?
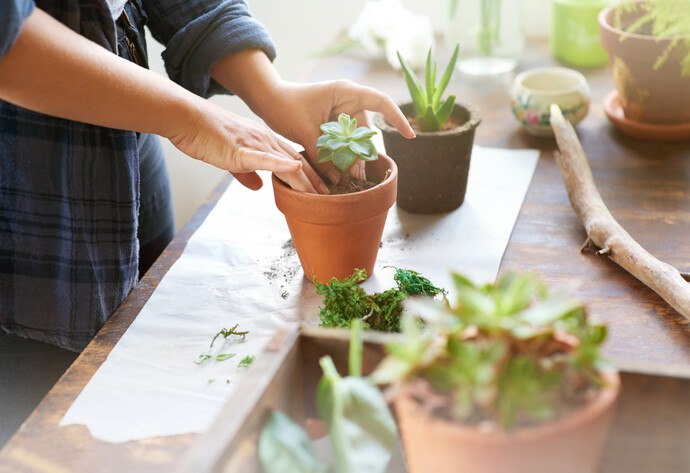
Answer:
161, 2, 276, 98
0, 0, 36, 59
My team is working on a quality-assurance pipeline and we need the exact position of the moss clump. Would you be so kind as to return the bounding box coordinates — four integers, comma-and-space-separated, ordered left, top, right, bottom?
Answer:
315, 268, 446, 332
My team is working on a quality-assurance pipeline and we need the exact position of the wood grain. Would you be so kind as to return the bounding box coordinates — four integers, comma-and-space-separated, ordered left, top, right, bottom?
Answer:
306, 38, 690, 372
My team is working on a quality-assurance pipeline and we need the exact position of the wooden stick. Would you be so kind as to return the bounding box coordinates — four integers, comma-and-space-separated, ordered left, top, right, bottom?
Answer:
549, 104, 690, 321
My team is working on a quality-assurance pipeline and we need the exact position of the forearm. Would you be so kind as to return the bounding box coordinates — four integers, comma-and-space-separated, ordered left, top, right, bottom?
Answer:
0, 8, 201, 140
210, 48, 282, 118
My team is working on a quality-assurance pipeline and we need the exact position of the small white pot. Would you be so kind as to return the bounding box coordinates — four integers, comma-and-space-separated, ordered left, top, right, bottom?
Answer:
510, 67, 590, 137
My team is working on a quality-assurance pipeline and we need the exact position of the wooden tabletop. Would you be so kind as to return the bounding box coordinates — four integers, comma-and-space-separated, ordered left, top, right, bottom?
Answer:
305, 38, 690, 374
1, 37, 689, 472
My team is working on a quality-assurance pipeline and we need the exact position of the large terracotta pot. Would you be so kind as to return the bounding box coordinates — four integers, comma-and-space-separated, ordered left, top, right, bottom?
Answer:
394, 371, 620, 473
272, 153, 397, 283
599, 2, 690, 124
374, 102, 481, 214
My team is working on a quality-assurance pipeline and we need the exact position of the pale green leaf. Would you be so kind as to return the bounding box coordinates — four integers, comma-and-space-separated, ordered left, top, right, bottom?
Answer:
432, 43, 459, 106
320, 121, 342, 136
332, 147, 358, 171
348, 140, 375, 157
317, 147, 333, 163
435, 95, 456, 129
351, 127, 377, 140
259, 410, 327, 473
397, 50, 427, 116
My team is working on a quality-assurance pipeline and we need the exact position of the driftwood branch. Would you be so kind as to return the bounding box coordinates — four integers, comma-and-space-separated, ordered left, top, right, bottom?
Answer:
550, 104, 690, 321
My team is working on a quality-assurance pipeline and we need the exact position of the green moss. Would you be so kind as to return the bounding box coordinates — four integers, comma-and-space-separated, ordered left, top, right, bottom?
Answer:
315, 268, 446, 332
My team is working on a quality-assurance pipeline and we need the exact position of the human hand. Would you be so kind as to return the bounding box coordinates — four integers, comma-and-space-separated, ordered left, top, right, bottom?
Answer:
168, 100, 328, 193
257, 80, 415, 185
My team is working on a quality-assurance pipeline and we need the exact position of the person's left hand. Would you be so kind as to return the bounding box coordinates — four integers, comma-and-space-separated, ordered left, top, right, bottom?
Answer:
258, 80, 415, 185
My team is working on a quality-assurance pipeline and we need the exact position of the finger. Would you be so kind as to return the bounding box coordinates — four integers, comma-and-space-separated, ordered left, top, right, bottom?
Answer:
231, 171, 264, 191
275, 169, 318, 193
276, 139, 330, 194
349, 160, 366, 181
307, 159, 340, 186
236, 147, 303, 174
299, 155, 330, 195
356, 86, 416, 139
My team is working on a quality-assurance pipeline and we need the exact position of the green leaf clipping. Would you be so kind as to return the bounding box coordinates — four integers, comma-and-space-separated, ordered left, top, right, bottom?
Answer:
259, 411, 328, 473
317, 356, 397, 473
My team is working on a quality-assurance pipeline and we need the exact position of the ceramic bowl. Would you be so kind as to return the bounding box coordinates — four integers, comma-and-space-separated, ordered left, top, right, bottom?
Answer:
510, 67, 590, 136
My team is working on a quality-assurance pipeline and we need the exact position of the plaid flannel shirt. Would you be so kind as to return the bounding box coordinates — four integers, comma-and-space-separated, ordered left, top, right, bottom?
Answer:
0, 0, 275, 351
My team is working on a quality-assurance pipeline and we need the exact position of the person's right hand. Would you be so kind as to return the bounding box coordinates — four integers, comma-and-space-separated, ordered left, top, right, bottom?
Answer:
167, 100, 328, 194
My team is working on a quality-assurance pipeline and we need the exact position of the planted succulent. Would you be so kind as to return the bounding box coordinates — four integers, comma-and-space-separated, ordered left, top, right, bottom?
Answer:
398, 44, 460, 132
316, 113, 379, 194
372, 271, 611, 429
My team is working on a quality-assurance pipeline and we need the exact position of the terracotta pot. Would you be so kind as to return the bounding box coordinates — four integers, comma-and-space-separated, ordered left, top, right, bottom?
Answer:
394, 371, 620, 473
599, 2, 690, 124
272, 153, 397, 283
373, 102, 481, 214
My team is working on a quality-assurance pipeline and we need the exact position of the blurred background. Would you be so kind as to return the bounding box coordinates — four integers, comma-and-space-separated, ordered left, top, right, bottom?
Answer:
145, 1, 552, 231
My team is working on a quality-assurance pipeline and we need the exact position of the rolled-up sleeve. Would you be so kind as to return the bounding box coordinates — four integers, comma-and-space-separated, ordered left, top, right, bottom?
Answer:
143, 0, 276, 98
0, 0, 36, 59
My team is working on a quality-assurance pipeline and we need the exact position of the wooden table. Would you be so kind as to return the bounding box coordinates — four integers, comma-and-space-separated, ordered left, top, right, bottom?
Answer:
1, 38, 689, 472
305, 38, 690, 373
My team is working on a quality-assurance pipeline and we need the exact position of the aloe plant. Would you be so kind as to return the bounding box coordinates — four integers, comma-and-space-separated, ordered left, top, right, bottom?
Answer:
372, 271, 610, 429
398, 45, 459, 132
316, 113, 377, 172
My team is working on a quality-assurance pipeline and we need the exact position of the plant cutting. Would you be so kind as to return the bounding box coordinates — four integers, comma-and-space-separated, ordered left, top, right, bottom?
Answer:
273, 114, 397, 283
599, 0, 690, 131
374, 46, 481, 213
371, 271, 620, 473
258, 321, 397, 473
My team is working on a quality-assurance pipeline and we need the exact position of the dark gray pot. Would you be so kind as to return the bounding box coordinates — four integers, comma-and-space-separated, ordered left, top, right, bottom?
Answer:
374, 102, 482, 214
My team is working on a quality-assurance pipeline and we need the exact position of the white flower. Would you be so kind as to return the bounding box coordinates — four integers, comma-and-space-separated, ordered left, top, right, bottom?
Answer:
347, 0, 435, 70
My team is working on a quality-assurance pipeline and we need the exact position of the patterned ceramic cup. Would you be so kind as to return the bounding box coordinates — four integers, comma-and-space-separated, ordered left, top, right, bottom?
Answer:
510, 67, 590, 137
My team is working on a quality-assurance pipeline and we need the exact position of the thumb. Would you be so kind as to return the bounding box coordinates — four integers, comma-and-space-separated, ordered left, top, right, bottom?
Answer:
231, 171, 264, 191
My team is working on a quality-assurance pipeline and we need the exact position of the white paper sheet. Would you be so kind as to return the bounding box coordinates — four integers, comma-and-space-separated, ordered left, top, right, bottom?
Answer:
59, 145, 539, 442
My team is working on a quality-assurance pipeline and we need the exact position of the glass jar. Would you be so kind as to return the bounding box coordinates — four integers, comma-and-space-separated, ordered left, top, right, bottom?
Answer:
446, 0, 525, 76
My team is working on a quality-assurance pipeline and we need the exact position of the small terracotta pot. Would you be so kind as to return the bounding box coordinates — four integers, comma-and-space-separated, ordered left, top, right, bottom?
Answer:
272, 153, 397, 283
374, 102, 481, 214
395, 371, 620, 473
599, 2, 690, 124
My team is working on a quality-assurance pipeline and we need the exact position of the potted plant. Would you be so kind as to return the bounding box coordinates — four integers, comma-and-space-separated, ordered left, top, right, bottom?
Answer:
371, 271, 620, 473
599, 0, 690, 126
374, 46, 482, 214
272, 113, 397, 283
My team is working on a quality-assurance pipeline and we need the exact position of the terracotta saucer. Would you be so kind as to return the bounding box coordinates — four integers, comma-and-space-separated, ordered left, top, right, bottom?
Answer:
603, 90, 690, 142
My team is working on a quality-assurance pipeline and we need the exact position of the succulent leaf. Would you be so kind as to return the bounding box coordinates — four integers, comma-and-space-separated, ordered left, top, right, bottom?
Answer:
320, 121, 342, 136
315, 114, 378, 173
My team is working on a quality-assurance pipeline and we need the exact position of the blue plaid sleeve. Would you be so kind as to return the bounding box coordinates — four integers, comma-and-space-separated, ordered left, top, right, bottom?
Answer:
142, 0, 276, 98
0, 0, 36, 58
